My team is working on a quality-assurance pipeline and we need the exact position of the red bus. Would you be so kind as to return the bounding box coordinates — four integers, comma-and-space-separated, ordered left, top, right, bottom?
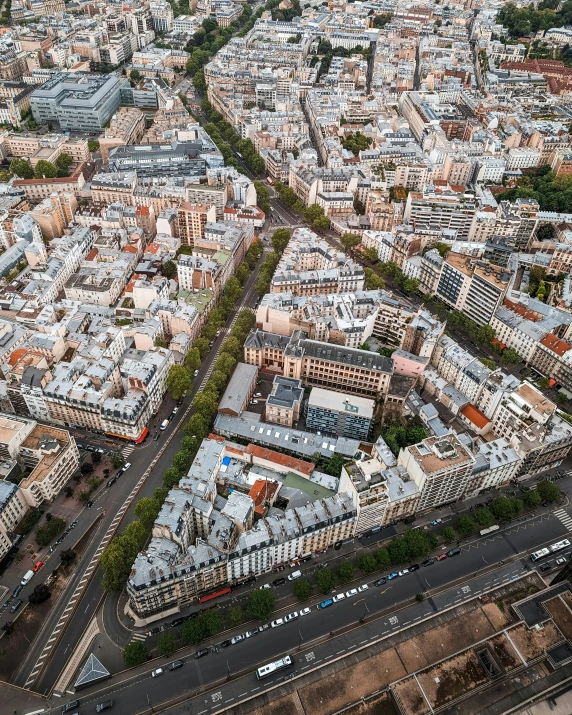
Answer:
199, 587, 231, 604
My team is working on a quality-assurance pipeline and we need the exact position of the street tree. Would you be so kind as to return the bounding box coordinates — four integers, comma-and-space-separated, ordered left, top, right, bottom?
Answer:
441, 526, 456, 544
185, 347, 202, 372
336, 562, 354, 584
474, 507, 495, 528
29, 584, 51, 604
294, 578, 312, 601
340, 233, 361, 251
523, 490, 542, 509
271, 228, 291, 254
375, 548, 390, 569
227, 606, 243, 625
161, 260, 177, 279
166, 364, 192, 400
246, 589, 275, 621
163, 467, 180, 489
134, 497, 162, 531
490, 496, 515, 522
157, 632, 178, 657
112, 452, 126, 469
316, 567, 336, 594
388, 536, 409, 564
455, 515, 477, 538
357, 554, 377, 574
124, 521, 148, 549
123, 641, 148, 667
536, 479, 560, 503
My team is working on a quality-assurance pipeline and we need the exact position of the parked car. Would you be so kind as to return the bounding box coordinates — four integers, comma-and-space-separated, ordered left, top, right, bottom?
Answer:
62, 701, 80, 713
318, 599, 333, 609
333, 593, 346, 603
436, 553, 447, 562
95, 702, 114, 713
231, 634, 245, 644
254, 393, 262, 398
284, 612, 299, 622
357, 584, 369, 592
10, 599, 22, 613
540, 563, 552, 572
259, 583, 271, 590
271, 618, 284, 628
422, 559, 435, 567
168, 661, 183, 671
32, 560, 44, 573
258, 624, 270, 633
345, 588, 358, 597
409, 564, 420, 572
195, 649, 209, 659
272, 577, 286, 587
398, 569, 409, 577
245, 629, 259, 638
555, 557, 567, 566
299, 607, 311, 616
387, 572, 399, 580
446, 548, 461, 558
374, 578, 386, 586
220, 640, 232, 648
151, 668, 164, 678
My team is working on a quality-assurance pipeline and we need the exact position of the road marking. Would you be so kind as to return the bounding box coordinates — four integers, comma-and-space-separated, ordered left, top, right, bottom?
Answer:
251, 687, 259, 692
238, 693, 247, 698
336, 650, 345, 655
554, 508, 572, 531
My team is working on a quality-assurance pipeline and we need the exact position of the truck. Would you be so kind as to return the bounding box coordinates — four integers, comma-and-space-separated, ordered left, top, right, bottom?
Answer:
21, 569, 34, 586
287, 570, 302, 581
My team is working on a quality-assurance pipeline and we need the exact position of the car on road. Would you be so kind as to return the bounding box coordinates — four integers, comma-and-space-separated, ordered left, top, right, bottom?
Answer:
95, 701, 114, 712
284, 612, 299, 622
32, 560, 44, 572
245, 629, 259, 638
220, 639, 232, 648
195, 649, 209, 658
345, 588, 358, 597
171, 407, 179, 417
422, 559, 435, 567
259, 583, 271, 590
123, 462, 131, 470
86, 500, 93, 508
430, 519, 442, 526
10, 599, 22, 613
169, 660, 183, 671
271, 618, 285, 628
151, 668, 164, 677
107, 477, 116, 488
387, 572, 399, 580
149, 627, 160, 635
446, 548, 461, 558
374, 578, 387, 586
62, 700, 80, 713
555, 557, 567, 566
409, 564, 420, 572
300, 607, 311, 616
273, 577, 286, 586
254, 393, 262, 398
358, 584, 369, 592
318, 599, 333, 609
258, 624, 270, 633
194, 370, 199, 377
540, 563, 552, 572
398, 569, 409, 577
231, 634, 245, 644
12, 585, 23, 598
333, 593, 346, 602
436, 553, 447, 562
170, 617, 185, 627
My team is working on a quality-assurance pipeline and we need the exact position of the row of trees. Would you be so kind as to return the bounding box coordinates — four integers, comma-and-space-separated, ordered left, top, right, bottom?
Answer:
9, 154, 74, 181
271, 183, 330, 231
497, 1, 572, 38
101, 244, 261, 592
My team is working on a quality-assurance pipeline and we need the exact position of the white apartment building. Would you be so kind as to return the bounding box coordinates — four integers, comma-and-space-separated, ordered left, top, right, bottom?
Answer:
491, 382, 556, 441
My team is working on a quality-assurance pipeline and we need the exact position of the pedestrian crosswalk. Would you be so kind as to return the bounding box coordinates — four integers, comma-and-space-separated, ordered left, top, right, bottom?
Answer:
554, 509, 572, 532
131, 632, 147, 642
122, 444, 135, 457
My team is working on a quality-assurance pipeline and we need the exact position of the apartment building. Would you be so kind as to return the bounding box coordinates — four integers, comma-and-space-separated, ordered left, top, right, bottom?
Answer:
0, 481, 27, 560
306, 387, 374, 441
403, 185, 477, 241
270, 228, 364, 296
492, 382, 556, 441
91, 172, 138, 208
178, 203, 216, 247
435, 253, 510, 326
99, 107, 146, 164
398, 434, 475, 511
265, 376, 303, 427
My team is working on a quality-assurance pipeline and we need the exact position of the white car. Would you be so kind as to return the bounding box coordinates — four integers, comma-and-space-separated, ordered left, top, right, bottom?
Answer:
333, 593, 346, 603
555, 556, 567, 566
259, 583, 271, 590
284, 611, 299, 622
358, 584, 369, 592
299, 607, 311, 616
123, 462, 131, 471
231, 634, 245, 644
398, 569, 409, 577
271, 618, 284, 628
151, 668, 163, 678
345, 588, 358, 598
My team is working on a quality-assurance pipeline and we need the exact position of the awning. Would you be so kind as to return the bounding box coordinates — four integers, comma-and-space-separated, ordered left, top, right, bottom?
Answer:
134, 427, 149, 444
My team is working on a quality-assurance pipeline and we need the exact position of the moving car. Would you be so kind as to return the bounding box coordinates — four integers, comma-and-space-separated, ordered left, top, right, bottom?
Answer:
540, 563, 552, 572
430, 519, 442, 526
287, 570, 302, 581
160, 419, 169, 430
151, 668, 163, 678
168, 660, 183, 671
195, 649, 209, 659
555, 557, 567, 566
259, 583, 271, 590
95, 702, 114, 713
62, 701, 80, 713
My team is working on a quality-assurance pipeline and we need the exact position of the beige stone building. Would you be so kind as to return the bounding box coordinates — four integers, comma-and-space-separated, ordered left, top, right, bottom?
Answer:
100, 107, 146, 164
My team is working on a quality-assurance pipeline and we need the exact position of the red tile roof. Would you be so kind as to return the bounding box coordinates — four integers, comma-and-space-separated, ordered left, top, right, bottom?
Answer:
460, 404, 491, 430
246, 444, 314, 476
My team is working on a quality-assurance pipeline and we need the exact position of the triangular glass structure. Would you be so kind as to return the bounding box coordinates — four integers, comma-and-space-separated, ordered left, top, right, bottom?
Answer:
74, 653, 111, 690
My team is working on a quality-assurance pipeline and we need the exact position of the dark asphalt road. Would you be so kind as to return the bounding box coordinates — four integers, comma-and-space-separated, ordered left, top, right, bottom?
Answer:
16, 255, 263, 694
40, 502, 572, 715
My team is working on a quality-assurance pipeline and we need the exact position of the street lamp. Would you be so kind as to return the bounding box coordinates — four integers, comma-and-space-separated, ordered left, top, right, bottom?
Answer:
226, 660, 231, 680
359, 602, 370, 624
146, 693, 154, 713
298, 629, 303, 651
474, 554, 488, 577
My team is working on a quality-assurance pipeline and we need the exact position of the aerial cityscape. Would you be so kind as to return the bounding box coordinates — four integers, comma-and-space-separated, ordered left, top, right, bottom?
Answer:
0, 0, 571, 712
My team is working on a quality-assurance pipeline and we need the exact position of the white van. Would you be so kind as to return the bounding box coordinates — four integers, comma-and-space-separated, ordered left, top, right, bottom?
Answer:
160, 419, 169, 430
288, 570, 302, 581
21, 569, 34, 586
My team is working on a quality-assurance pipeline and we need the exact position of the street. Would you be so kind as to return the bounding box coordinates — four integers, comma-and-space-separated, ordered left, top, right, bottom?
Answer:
39, 501, 572, 715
